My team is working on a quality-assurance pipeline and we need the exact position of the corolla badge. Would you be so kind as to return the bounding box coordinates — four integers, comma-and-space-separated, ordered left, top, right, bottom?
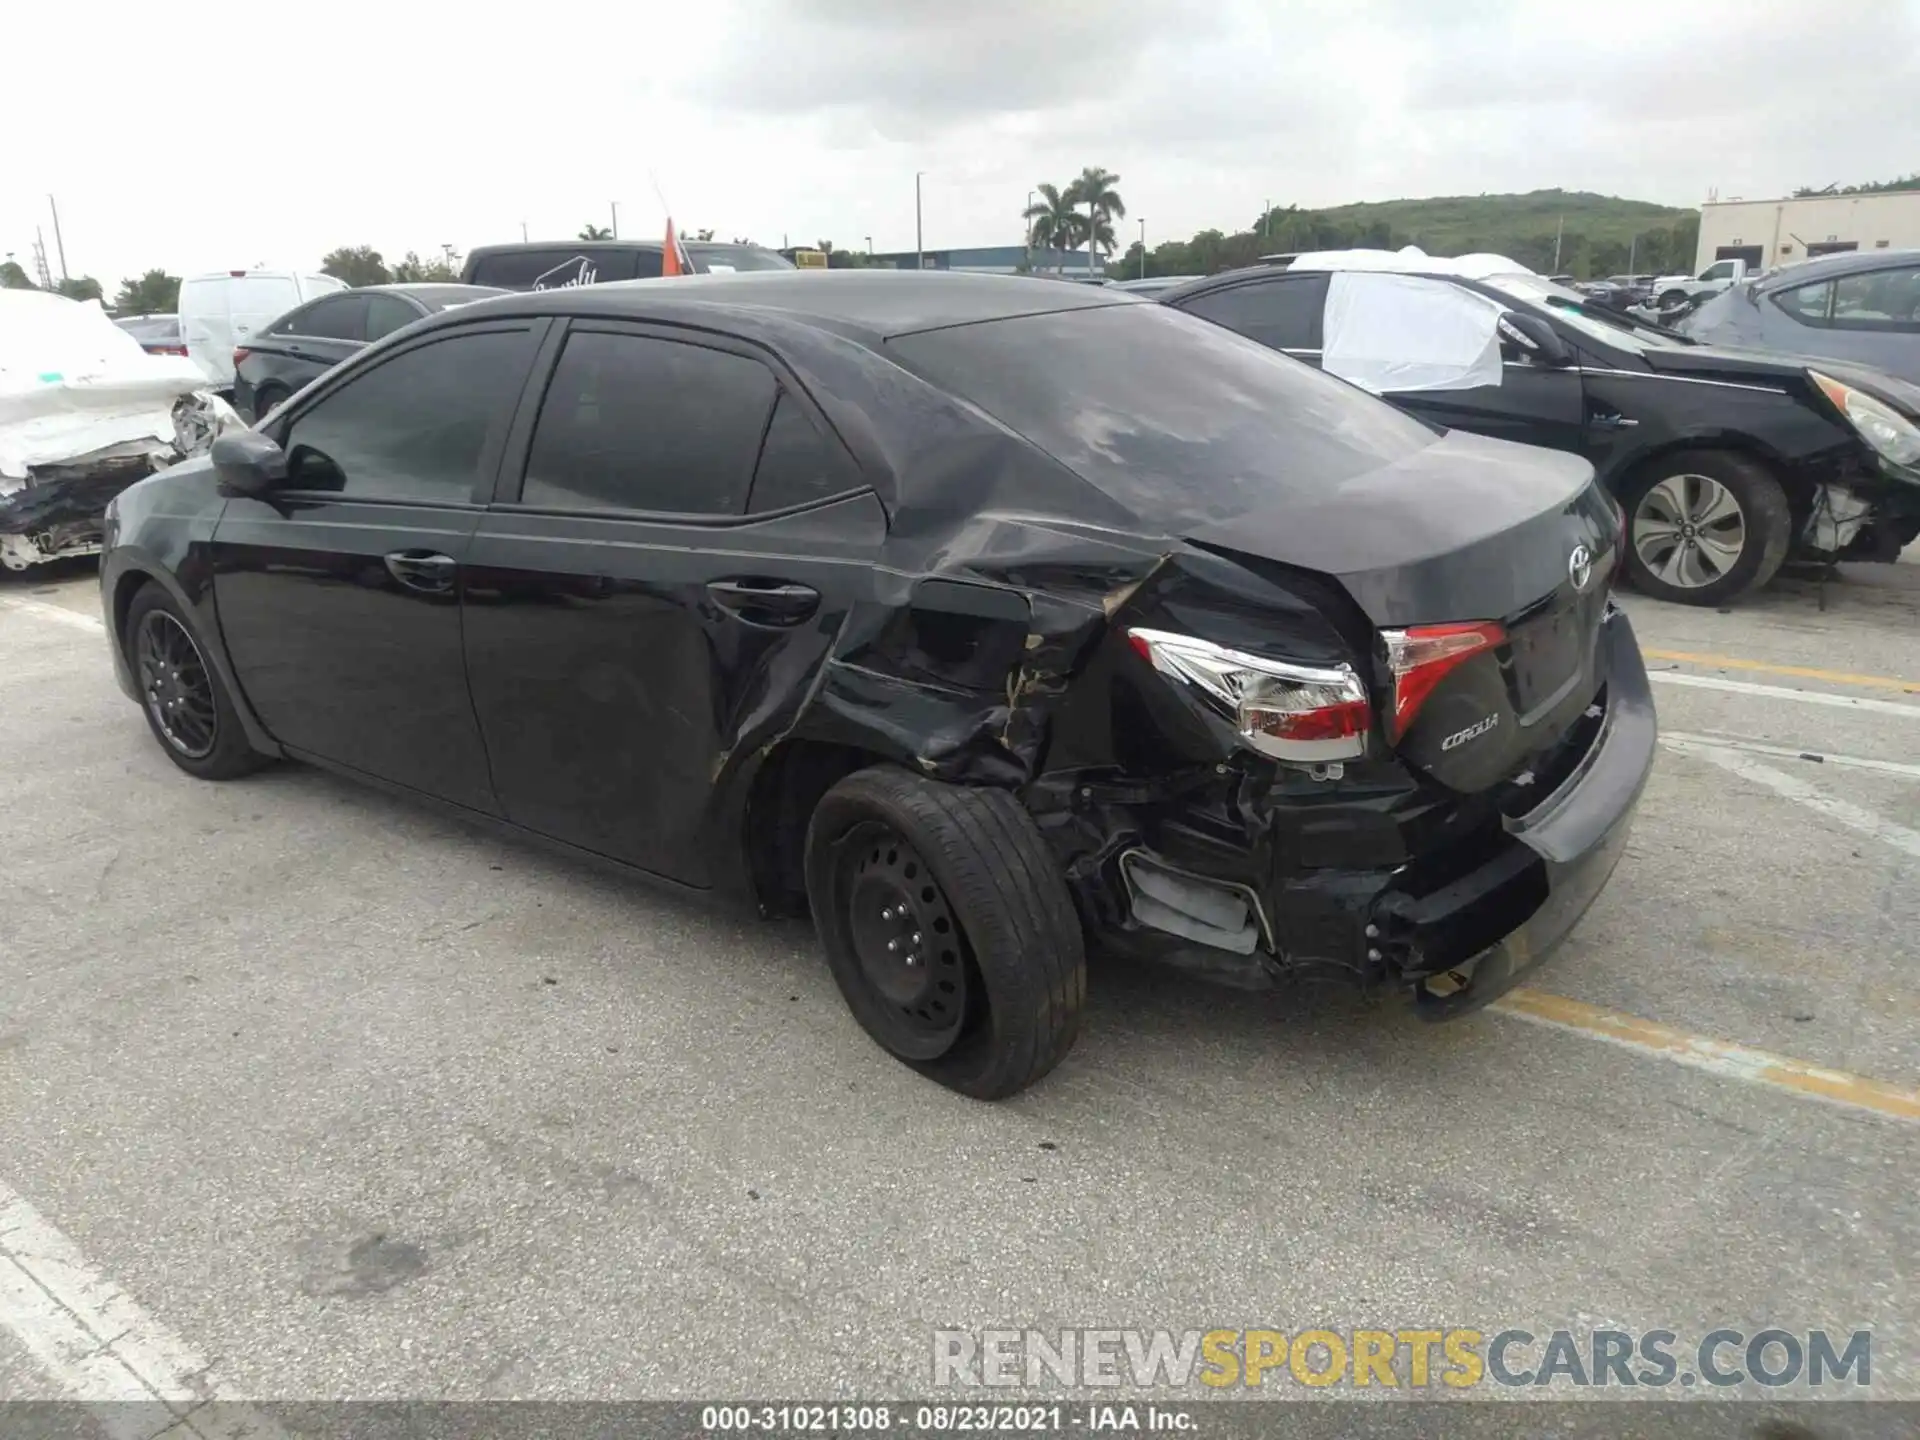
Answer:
1568, 543, 1594, 592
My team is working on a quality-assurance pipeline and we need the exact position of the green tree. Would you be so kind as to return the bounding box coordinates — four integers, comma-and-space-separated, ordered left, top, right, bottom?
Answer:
1023, 183, 1081, 271
391, 249, 461, 282
321, 245, 391, 287
579, 223, 613, 240
54, 276, 104, 303
0, 260, 34, 289
112, 269, 181, 314
693, 228, 716, 241
1064, 166, 1126, 271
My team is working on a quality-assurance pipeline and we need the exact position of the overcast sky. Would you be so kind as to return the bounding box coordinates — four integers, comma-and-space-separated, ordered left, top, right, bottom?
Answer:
6, 0, 1917, 290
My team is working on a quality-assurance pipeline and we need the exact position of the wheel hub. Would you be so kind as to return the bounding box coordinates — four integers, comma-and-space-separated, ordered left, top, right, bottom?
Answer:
841, 828, 965, 1037
1632, 472, 1747, 591
136, 611, 218, 760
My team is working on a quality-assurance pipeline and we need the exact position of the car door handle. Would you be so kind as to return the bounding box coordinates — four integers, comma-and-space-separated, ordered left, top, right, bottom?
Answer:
384, 550, 457, 593
706, 579, 820, 624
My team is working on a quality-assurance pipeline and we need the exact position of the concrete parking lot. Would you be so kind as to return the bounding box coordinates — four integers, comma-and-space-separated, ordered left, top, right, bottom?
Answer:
1, 554, 1916, 1425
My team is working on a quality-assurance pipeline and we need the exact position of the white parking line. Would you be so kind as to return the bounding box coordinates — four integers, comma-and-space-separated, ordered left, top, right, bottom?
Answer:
1674, 743, 1920, 861
0, 595, 104, 632
1649, 669, 1920, 719
1663, 730, 1920, 781
0, 1180, 282, 1438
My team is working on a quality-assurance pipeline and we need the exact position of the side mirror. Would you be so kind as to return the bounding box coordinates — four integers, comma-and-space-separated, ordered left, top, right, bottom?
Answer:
1499, 311, 1571, 367
210, 431, 288, 496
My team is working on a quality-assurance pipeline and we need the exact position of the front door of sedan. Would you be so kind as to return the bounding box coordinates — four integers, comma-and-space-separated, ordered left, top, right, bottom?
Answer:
461, 322, 881, 886
211, 321, 545, 813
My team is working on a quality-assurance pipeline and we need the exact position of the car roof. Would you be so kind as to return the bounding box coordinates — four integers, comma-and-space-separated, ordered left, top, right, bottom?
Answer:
441, 269, 1139, 342
465, 239, 776, 258
1756, 247, 1920, 290
353, 283, 507, 301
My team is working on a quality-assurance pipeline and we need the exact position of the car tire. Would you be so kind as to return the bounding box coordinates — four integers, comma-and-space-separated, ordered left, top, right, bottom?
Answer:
1620, 449, 1792, 606
250, 385, 286, 424
124, 584, 267, 781
1658, 289, 1687, 309
804, 765, 1085, 1100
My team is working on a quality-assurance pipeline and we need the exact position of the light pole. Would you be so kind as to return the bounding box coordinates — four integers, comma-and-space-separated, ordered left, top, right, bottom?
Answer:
1025, 188, 1035, 271
611, 202, 620, 240
915, 172, 925, 271
1139, 218, 1146, 279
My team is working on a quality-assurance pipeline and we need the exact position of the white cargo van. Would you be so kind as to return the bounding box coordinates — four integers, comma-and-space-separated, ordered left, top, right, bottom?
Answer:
178, 269, 346, 389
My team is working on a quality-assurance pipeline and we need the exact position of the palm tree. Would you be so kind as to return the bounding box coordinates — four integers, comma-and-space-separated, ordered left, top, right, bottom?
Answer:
578, 224, 613, 241
1065, 167, 1126, 275
1023, 184, 1081, 272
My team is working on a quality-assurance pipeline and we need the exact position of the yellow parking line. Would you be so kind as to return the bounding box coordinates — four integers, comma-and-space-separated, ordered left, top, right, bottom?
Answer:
1493, 989, 1920, 1124
1642, 648, 1920, 694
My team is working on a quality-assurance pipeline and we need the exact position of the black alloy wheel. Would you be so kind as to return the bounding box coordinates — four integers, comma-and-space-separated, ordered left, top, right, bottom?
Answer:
137, 608, 219, 759
838, 821, 972, 1058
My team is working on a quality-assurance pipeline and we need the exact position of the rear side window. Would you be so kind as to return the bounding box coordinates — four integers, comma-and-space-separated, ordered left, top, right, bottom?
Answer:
1178, 274, 1329, 351
1831, 266, 1920, 331
889, 303, 1436, 527
519, 331, 777, 515
467, 248, 641, 289
284, 294, 368, 341
280, 329, 531, 503
749, 391, 859, 512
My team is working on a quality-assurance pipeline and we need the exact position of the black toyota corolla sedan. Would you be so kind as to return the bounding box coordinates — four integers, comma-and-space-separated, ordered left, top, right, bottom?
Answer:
99, 272, 1655, 1099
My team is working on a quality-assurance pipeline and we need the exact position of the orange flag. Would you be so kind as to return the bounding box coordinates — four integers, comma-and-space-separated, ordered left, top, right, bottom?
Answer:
663, 218, 685, 276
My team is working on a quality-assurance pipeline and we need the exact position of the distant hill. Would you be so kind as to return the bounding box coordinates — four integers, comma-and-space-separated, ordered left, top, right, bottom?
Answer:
1130, 188, 1703, 281
1311, 189, 1696, 259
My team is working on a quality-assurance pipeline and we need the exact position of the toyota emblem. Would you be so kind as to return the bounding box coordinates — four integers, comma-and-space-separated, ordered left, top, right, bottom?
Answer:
1568, 544, 1594, 592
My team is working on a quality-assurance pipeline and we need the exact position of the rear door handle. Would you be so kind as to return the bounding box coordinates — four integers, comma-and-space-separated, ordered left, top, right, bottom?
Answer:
706, 579, 820, 624
384, 549, 457, 593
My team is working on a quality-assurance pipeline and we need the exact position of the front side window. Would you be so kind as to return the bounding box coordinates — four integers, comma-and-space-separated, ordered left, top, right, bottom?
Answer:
364, 294, 422, 340
520, 331, 777, 515
1701, 261, 1735, 281
1178, 274, 1329, 351
1773, 280, 1834, 326
280, 329, 531, 503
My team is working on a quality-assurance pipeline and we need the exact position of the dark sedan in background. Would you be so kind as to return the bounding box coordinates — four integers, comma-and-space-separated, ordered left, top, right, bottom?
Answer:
100, 273, 1651, 1099
232, 283, 505, 421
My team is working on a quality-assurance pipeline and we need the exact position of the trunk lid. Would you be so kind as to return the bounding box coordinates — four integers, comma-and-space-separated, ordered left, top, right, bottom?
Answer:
1185, 429, 1621, 793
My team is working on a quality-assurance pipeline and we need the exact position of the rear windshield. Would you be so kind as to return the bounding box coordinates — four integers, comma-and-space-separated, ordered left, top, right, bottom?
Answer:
887, 303, 1437, 524
691, 245, 794, 274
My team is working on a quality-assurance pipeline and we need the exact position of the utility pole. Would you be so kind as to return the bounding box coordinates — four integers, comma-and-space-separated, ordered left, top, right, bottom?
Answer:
521, 220, 529, 242
47, 195, 69, 281
1264, 197, 1271, 241
610, 202, 619, 240
1553, 214, 1564, 272
1139, 219, 1146, 279
1627, 232, 1637, 276
1025, 187, 1034, 272
915, 172, 925, 271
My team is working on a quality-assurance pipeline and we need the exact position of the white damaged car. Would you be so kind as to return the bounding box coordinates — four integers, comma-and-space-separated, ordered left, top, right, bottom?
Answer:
1, 289, 243, 573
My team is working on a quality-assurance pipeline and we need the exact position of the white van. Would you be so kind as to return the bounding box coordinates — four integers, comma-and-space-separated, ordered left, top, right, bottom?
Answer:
178, 269, 346, 389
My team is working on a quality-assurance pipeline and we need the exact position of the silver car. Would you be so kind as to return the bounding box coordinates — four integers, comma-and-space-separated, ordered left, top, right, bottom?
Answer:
1681, 249, 1920, 384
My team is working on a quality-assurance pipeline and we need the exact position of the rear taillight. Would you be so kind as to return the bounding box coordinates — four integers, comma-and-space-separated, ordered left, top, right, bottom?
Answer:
1380, 622, 1507, 742
232, 347, 252, 367
155, 344, 189, 357
1127, 627, 1371, 765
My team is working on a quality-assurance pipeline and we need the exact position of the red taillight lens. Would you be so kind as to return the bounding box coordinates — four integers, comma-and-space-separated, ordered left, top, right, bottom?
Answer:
232, 347, 252, 367
1381, 622, 1507, 742
156, 344, 189, 357
1127, 627, 1372, 766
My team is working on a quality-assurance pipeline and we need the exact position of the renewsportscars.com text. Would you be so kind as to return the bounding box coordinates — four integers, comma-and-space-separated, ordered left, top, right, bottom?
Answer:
932, 1328, 1872, 1390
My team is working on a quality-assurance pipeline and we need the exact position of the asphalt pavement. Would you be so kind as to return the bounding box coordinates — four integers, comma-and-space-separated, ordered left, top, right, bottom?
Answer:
0, 553, 1915, 1430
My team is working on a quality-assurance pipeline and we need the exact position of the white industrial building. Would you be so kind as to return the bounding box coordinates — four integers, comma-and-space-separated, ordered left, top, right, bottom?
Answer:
1696, 189, 1920, 272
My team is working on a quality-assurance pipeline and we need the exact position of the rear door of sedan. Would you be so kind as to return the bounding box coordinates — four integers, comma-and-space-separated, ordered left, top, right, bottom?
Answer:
461, 320, 884, 887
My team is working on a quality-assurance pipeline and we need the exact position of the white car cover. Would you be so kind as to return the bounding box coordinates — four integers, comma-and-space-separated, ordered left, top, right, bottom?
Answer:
1287, 245, 1535, 281
0, 290, 221, 479
1320, 270, 1507, 395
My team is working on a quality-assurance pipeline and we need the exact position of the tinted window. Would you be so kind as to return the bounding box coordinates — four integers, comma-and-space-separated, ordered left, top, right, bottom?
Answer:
690, 245, 795, 274
1701, 261, 1735, 280
750, 391, 858, 512
889, 304, 1436, 526
281, 329, 530, 503
466, 247, 640, 289
286, 294, 368, 341
1830, 266, 1920, 331
364, 294, 421, 340
1178, 274, 1329, 350
519, 332, 777, 515
1773, 280, 1833, 326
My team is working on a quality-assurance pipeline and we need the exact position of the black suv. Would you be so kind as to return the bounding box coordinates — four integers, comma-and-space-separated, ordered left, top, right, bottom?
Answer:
462, 240, 793, 290
1160, 259, 1920, 605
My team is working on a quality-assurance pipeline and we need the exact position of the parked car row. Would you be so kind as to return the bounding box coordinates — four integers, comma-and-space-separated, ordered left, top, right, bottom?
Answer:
101, 270, 1653, 1098
1156, 250, 1920, 605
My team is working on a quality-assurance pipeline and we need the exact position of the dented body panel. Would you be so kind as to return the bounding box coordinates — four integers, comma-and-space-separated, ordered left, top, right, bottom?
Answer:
99, 272, 1653, 1014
